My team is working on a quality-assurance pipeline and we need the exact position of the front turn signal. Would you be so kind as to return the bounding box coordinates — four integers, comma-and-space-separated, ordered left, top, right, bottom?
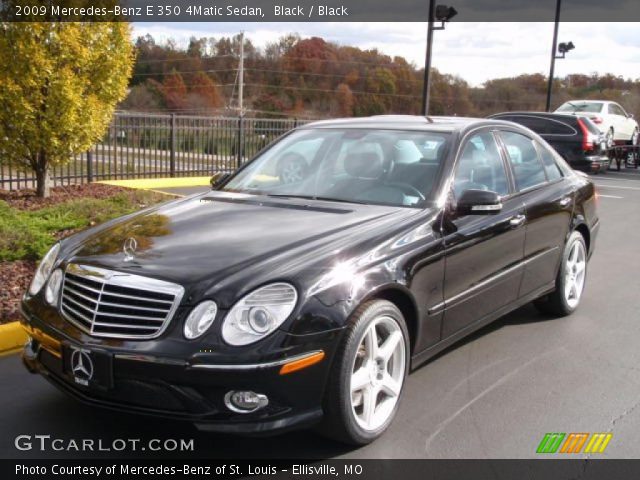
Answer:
279, 351, 325, 375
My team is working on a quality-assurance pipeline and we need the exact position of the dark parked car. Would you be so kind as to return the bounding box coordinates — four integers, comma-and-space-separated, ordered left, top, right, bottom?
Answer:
21, 115, 599, 445
489, 111, 610, 173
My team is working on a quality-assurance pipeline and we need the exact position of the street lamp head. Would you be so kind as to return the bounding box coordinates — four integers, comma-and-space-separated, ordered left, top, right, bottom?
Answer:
558, 41, 575, 54
435, 5, 457, 22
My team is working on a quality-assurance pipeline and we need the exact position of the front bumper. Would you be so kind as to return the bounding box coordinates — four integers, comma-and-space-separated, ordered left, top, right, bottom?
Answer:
20, 305, 342, 435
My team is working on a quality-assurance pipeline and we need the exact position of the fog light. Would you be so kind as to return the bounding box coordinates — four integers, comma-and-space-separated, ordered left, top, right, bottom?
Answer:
224, 390, 269, 413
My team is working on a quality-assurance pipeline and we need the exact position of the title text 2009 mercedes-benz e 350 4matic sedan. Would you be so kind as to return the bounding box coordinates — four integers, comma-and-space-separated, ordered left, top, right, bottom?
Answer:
20, 116, 599, 445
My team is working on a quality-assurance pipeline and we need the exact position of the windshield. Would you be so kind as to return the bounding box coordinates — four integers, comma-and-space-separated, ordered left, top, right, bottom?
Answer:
557, 101, 603, 114
221, 128, 450, 208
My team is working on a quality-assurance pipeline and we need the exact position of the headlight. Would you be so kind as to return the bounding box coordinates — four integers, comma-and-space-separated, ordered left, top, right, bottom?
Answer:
28, 243, 60, 296
45, 269, 63, 306
184, 301, 218, 339
222, 283, 297, 346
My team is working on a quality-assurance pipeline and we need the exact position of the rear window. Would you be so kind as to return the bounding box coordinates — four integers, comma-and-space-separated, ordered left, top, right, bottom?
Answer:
556, 102, 603, 114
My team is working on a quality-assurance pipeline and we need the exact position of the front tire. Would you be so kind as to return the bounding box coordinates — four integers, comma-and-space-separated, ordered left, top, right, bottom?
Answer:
534, 231, 587, 316
320, 300, 409, 445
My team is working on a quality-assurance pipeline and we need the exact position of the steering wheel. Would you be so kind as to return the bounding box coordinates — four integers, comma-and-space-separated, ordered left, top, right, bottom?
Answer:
384, 182, 426, 201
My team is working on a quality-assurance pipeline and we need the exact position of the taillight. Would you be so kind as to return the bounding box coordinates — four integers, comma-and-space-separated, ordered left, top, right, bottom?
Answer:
577, 118, 596, 152
590, 116, 603, 124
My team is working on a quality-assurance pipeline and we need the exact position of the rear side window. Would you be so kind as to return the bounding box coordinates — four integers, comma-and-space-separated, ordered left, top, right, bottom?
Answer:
535, 142, 563, 181
508, 115, 551, 134
546, 120, 575, 135
500, 131, 547, 190
608, 103, 627, 116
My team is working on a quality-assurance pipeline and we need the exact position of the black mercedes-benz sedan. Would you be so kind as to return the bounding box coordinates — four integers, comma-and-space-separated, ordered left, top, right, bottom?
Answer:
20, 115, 599, 445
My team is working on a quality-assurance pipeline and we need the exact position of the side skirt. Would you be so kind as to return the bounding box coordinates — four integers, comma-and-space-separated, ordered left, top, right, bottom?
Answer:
409, 281, 555, 371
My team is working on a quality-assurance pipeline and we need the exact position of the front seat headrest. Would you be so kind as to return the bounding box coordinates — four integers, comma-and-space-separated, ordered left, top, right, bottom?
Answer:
344, 152, 384, 179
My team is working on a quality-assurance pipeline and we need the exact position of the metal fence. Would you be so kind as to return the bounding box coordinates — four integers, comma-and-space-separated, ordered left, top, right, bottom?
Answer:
0, 112, 312, 190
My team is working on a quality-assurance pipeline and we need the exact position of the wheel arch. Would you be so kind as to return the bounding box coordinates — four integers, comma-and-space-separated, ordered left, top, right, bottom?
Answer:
353, 284, 420, 355
575, 223, 590, 252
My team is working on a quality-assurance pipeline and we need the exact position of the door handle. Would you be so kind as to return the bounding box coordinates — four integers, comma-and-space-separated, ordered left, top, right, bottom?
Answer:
559, 196, 572, 207
509, 214, 526, 228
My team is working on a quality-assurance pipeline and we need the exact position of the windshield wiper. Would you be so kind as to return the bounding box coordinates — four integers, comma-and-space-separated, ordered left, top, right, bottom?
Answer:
266, 194, 366, 205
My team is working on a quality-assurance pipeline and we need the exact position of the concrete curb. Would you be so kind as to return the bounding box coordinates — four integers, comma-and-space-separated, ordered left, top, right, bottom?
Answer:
99, 177, 211, 190
0, 321, 27, 357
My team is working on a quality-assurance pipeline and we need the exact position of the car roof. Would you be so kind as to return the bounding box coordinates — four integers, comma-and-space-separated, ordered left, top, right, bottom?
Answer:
490, 111, 580, 121
559, 99, 607, 104
301, 115, 509, 133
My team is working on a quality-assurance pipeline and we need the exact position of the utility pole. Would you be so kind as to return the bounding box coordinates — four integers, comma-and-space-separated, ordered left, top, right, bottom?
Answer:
421, 0, 436, 116
238, 31, 244, 116
546, 0, 562, 112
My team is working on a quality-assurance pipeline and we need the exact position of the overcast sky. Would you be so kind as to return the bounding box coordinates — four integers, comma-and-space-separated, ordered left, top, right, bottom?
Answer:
132, 22, 640, 87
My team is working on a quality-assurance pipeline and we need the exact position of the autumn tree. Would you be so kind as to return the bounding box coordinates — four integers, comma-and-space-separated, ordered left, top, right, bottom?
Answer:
187, 71, 223, 112
154, 70, 188, 111
0, 22, 134, 197
334, 83, 354, 117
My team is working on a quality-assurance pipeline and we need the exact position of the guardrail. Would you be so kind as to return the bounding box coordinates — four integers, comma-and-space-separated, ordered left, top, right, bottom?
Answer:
0, 113, 312, 190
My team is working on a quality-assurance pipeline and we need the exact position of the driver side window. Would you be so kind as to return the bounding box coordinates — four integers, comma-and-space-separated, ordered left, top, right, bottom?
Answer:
453, 132, 509, 199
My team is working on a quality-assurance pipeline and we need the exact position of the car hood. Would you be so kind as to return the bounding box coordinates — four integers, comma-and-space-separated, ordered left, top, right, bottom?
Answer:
66, 191, 421, 303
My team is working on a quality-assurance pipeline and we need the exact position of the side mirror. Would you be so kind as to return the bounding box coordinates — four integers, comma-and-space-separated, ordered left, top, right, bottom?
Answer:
210, 172, 231, 189
456, 189, 502, 215
628, 113, 634, 119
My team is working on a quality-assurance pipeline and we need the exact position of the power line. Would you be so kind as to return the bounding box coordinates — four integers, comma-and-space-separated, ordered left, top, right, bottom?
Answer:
134, 54, 237, 64
245, 67, 422, 84
133, 53, 415, 69
132, 68, 237, 77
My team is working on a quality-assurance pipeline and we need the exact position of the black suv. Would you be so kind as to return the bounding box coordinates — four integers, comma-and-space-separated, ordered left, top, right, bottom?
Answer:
489, 112, 610, 173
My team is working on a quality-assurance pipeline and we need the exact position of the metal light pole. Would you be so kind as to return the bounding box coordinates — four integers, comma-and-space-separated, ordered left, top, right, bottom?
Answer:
421, 0, 436, 116
546, 0, 562, 112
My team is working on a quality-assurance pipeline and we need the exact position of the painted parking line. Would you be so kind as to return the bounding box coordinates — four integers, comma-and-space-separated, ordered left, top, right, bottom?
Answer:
99, 177, 211, 190
604, 170, 640, 176
594, 183, 640, 191
593, 176, 640, 184
597, 194, 623, 199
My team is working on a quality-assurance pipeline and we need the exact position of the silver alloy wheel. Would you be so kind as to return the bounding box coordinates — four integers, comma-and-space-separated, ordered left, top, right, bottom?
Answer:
350, 315, 406, 432
564, 240, 586, 309
281, 160, 304, 183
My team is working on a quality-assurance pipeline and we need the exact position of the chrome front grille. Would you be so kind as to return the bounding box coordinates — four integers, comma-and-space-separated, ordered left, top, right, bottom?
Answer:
60, 264, 184, 339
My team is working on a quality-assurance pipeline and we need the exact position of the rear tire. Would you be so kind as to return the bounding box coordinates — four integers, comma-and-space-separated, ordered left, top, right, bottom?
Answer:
534, 231, 587, 317
319, 300, 409, 445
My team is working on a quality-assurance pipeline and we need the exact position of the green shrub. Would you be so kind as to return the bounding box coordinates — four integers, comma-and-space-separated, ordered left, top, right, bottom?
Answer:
0, 191, 167, 261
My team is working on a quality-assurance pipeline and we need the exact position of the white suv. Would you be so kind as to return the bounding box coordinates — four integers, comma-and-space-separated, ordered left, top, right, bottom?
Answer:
555, 100, 639, 147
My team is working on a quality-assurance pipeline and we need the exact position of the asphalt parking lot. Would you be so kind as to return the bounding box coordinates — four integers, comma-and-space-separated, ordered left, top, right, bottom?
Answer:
1, 168, 640, 460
